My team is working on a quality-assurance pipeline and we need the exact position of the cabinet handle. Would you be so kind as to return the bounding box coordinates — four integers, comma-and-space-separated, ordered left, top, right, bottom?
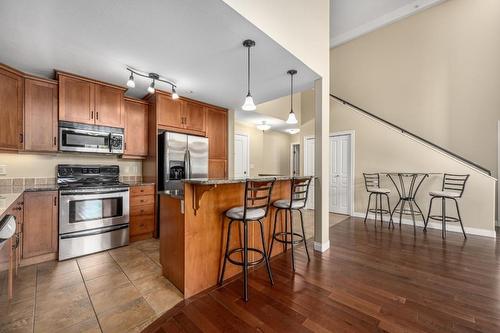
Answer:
90, 111, 94, 119
53, 137, 57, 146
19, 133, 23, 143
124, 142, 127, 151
54, 196, 57, 206
96, 112, 99, 120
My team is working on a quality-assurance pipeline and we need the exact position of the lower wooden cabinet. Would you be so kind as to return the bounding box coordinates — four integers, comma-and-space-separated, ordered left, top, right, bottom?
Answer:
22, 191, 58, 260
129, 184, 155, 242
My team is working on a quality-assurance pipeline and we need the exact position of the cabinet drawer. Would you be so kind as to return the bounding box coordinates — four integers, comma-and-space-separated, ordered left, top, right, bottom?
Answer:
130, 204, 154, 216
130, 185, 155, 197
130, 215, 155, 235
130, 195, 154, 206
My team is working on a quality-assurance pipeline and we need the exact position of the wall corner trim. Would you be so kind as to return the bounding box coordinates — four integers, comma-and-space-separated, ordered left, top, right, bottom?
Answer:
313, 240, 330, 252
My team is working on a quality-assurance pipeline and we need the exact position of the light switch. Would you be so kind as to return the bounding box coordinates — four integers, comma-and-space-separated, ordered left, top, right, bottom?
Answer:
0, 165, 6, 175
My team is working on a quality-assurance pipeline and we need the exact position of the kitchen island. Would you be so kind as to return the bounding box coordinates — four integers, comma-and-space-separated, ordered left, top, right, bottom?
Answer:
159, 177, 293, 297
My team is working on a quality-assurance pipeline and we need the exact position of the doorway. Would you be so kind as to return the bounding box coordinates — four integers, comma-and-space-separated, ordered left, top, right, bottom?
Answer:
303, 132, 354, 215
234, 133, 249, 178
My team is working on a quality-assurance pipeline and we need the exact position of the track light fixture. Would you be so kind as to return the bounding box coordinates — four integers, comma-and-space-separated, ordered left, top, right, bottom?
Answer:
126, 71, 135, 88
286, 69, 298, 124
242, 39, 256, 111
126, 67, 179, 98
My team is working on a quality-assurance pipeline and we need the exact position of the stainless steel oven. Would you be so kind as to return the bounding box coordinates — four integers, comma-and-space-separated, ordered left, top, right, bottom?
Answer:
57, 165, 130, 260
59, 121, 124, 154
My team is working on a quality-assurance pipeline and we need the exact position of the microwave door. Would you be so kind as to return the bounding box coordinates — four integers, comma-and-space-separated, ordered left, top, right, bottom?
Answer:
187, 135, 208, 179
60, 128, 110, 153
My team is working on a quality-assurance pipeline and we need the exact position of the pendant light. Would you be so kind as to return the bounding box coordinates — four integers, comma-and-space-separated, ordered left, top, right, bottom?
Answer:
242, 39, 256, 111
256, 121, 271, 131
286, 69, 298, 124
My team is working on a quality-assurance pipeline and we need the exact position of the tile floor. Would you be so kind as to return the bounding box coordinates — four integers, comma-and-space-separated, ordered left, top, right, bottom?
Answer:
0, 239, 183, 333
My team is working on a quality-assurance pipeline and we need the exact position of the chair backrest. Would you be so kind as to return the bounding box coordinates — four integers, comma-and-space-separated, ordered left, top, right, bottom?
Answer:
288, 176, 313, 209
442, 174, 469, 198
243, 178, 276, 219
363, 173, 380, 191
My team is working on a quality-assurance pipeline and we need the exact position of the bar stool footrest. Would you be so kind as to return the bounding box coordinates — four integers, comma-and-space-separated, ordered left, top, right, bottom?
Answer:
428, 215, 460, 223
227, 248, 266, 267
273, 231, 304, 245
368, 208, 391, 215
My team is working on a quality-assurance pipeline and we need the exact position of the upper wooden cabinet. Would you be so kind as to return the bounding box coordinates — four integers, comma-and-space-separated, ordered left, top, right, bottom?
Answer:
0, 65, 23, 151
22, 191, 58, 259
156, 92, 206, 135
24, 77, 58, 152
123, 98, 148, 158
206, 107, 227, 160
58, 72, 125, 128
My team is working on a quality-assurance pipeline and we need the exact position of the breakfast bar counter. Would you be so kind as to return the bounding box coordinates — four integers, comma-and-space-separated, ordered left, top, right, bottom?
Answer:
159, 177, 293, 297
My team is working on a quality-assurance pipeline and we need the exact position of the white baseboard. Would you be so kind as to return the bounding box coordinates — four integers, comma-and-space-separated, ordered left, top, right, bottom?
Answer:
352, 212, 497, 238
313, 240, 330, 252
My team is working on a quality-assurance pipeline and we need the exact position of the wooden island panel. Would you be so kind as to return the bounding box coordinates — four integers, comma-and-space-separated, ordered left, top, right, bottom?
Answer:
160, 179, 291, 298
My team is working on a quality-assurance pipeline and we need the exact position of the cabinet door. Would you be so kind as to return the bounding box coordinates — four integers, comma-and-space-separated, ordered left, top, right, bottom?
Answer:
206, 107, 227, 159
24, 78, 58, 152
0, 66, 23, 150
157, 93, 183, 128
183, 101, 206, 133
23, 191, 58, 259
59, 75, 94, 124
95, 84, 124, 127
209, 159, 227, 178
124, 99, 148, 157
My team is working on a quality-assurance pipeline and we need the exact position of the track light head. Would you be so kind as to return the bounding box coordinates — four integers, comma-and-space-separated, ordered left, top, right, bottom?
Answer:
126, 72, 135, 88
147, 80, 155, 94
171, 85, 179, 100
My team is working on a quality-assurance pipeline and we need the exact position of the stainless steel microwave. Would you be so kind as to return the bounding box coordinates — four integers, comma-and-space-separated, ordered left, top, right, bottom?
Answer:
59, 121, 124, 154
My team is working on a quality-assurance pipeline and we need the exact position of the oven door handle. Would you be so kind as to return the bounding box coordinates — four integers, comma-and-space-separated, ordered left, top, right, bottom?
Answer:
60, 189, 129, 196
60, 224, 128, 239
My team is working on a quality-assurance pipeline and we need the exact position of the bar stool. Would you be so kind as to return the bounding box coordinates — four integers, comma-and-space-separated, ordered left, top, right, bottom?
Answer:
219, 178, 276, 302
424, 174, 469, 239
268, 176, 312, 271
363, 173, 393, 227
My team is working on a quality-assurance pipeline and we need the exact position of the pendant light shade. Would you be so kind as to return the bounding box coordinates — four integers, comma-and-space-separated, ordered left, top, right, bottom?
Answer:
286, 69, 298, 124
256, 121, 271, 131
242, 39, 256, 111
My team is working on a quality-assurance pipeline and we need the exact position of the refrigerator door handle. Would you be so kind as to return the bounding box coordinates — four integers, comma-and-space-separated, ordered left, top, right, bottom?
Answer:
186, 149, 192, 179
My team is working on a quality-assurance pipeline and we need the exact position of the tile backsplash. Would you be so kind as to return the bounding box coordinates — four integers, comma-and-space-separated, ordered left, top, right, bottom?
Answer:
0, 177, 56, 187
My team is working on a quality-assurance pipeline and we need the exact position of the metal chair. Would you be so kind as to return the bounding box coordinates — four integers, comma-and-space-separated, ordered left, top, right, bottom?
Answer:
363, 173, 393, 227
269, 176, 312, 271
219, 178, 276, 302
424, 174, 469, 239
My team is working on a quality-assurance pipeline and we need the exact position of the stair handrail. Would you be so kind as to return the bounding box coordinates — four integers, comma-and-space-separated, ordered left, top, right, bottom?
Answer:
330, 94, 491, 176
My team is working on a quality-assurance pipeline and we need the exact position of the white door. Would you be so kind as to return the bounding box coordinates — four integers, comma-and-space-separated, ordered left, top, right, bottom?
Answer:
329, 135, 351, 214
234, 134, 249, 177
304, 137, 315, 209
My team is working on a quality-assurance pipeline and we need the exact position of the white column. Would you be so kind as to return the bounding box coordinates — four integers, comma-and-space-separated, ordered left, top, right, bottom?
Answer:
227, 109, 235, 178
313, 78, 330, 252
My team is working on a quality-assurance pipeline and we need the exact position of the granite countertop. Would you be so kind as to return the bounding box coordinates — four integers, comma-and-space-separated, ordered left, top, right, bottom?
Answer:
158, 190, 184, 199
124, 181, 156, 187
0, 192, 23, 218
0, 185, 59, 217
183, 176, 295, 185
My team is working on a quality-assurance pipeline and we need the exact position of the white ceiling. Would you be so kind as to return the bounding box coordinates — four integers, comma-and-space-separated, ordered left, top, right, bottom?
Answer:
0, 0, 318, 110
331, 0, 446, 47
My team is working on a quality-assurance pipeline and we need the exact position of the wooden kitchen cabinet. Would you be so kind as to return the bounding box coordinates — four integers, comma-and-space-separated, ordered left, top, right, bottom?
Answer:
183, 101, 206, 133
22, 191, 58, 260
24, 77, 58, 152
0, 64, 23, 151
58, 72, 125, 128
156, 91, 206, 135
123, 98, 148, 158
157, 93, 183, 129
206, 107, 228, 178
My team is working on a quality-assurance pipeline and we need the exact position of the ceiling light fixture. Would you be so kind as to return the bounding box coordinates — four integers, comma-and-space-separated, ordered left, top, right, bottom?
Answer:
125, 67, 179, 97
126, 71, 135, 88
256, 121, 271, 131
286, 128, 300, 135
171, 85, 179, 100
286, 69, 298, 124
242, 39, 256, 111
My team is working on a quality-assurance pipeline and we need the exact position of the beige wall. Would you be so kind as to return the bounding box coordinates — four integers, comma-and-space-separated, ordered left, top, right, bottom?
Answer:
257, 93, 301, 123
331, 0, 500, 177
0, 153, 141, 178
331, 99, 496, 234
234, 122, 290, 177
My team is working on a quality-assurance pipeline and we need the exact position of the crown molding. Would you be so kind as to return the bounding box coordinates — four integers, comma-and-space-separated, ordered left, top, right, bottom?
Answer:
331, 0, 447, 48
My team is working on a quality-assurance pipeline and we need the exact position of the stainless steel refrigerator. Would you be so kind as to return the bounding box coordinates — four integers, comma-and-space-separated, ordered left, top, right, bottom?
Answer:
158, 132, 209, 191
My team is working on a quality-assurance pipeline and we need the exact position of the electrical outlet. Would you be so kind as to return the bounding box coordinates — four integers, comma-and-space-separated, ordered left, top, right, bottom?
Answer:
0, 165, 6, 176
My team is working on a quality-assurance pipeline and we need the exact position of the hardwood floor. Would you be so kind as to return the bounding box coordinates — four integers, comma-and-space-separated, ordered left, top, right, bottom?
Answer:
143, 217, 500, 333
